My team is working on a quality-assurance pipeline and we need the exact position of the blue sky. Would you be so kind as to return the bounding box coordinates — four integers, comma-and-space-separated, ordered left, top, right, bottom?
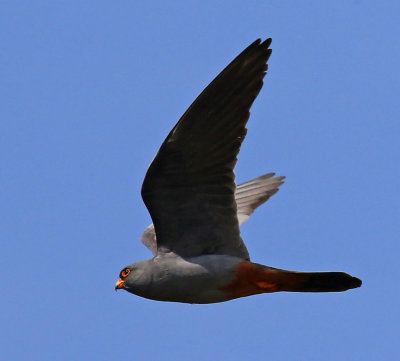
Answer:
1, 1, 399, 360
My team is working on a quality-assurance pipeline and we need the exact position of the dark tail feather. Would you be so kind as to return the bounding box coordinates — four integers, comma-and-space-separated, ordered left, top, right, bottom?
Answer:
277, 270, 362, 293
254, 264, 362, 293
291, 271, 362, 292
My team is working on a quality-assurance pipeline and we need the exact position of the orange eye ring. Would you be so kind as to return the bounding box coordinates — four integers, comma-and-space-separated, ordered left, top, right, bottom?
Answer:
121, 268, 131, 278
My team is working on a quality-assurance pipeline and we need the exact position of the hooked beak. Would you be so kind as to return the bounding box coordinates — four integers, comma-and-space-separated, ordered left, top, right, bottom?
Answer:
115, 278, 125, 291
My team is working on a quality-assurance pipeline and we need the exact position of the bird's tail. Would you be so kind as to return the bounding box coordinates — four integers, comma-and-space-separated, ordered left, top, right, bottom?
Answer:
221, 261, 362, 300
254, 263, 362, 293
278, 269, 362, 292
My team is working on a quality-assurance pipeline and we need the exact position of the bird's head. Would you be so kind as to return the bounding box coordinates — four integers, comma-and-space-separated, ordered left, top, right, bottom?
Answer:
115, 261, 149, 294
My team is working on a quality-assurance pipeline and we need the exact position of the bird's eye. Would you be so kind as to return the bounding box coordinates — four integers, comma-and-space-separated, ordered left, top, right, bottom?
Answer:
121, 268, 131, 278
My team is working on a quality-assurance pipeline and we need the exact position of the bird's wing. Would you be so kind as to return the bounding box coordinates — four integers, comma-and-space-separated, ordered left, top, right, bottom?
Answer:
141, 39, 272, 260
140, 224, 157, 255
236, 173, 285, 224
141, 173, 284, 255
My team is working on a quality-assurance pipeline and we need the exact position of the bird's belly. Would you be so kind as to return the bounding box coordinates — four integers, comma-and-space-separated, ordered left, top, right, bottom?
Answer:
146, 254, 242, 304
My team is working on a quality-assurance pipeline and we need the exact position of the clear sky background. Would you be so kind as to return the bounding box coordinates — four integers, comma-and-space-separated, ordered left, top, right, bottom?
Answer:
1, 2, 399, 360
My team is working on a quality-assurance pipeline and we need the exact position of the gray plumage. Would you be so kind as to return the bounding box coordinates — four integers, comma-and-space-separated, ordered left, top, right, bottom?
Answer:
141, 39, 272, 260
141, 173, 285, 255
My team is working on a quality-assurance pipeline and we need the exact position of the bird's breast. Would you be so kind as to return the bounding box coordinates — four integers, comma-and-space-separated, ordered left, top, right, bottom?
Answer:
144, 253, 243, 303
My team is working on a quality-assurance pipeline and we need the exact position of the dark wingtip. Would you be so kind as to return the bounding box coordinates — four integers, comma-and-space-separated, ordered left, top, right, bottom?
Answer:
262, 38, 272, 47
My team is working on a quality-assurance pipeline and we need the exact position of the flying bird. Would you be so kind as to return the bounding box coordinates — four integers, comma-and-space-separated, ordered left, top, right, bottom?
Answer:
115, 38, 362, 303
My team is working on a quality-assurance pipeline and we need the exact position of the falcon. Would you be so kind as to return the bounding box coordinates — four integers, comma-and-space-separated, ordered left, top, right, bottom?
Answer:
115, 39, 362, 303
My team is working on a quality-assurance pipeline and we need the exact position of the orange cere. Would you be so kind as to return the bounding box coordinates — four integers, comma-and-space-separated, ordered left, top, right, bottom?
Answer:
115, 278, 125, 289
